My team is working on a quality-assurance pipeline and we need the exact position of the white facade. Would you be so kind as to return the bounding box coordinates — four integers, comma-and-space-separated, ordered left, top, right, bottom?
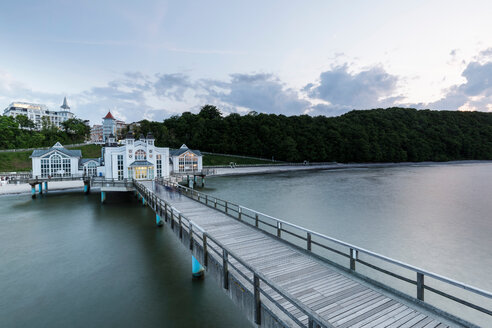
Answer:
31, 142, 82, 178
103, 134, 170, 180
4, 98, 75, 130
170, 144, 203, 173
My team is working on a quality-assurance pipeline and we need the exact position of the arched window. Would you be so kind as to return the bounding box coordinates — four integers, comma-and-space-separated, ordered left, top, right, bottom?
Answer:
135, 149, 146, 160
50, 154, 62, 176
86, 162, 97, 176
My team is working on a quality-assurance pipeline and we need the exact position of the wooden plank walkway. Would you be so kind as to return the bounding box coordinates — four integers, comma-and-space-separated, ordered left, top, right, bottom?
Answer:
142, 181, 465, 328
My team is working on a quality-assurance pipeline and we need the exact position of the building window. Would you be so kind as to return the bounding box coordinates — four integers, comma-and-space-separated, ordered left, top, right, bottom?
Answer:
50, 154, 62, 177
117, 155, 124, 180
135, 149, 146, 160
134, 167, 148, 179
63, 158, 71, 176
128, 167, 133, 179
85, 162, 97, 176
41, 159, 49, 177
156, 155, 162, 177
178, 153, 198, 172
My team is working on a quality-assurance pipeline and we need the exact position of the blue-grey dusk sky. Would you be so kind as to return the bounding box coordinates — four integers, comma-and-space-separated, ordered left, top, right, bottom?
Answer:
2, 0, 492, 124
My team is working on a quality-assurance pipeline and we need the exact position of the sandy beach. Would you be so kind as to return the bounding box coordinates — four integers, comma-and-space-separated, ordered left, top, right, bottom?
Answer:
0, 180, 84, 195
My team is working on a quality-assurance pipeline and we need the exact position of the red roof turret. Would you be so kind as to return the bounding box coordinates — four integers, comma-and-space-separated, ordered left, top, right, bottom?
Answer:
103, 111, 115, 120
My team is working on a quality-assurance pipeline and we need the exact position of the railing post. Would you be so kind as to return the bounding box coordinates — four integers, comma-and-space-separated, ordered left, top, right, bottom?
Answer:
225, 202, 228, 214
214, 199, 217, 208
254, 274, 261, 325
277, 221, 282, 238
222, 249, 229, 290
164, 203, 168, 222
189, 224, 194, 250
255, 213, 259, 227
417, 272, 424, 301
238, 207, 242, 220
350, 248, 357, 271
307, 232, 312, 251
205, 195, 208, 205
171, 208, 174, 229
203, 233, 208, 267
179, 214, 183, 239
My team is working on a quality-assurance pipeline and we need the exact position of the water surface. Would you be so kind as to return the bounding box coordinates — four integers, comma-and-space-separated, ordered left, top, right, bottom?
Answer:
0, 191, 251, 327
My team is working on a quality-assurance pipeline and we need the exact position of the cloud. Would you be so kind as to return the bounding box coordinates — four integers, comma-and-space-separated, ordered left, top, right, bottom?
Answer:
429, 60, 492, 111
304, 64, 403, 113
201, 73, 311, 115
154, 73, 193, 101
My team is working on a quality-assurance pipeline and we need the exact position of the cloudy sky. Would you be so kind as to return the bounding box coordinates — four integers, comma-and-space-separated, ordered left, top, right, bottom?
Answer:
1, 0, 492, 124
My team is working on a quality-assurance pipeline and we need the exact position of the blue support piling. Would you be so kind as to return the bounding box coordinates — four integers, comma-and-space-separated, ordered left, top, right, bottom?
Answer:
31, 186, 36, 199
44, 181, 48, 193
101, 191, 106, 204
84, 185, 88, 193
156, 214, 163, 227
192, 255, 204, 279
38, 183, 43, 193
142, 195, 146, 206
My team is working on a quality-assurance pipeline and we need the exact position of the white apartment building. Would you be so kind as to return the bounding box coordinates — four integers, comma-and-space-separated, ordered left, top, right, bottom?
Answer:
3, 97, 75, 129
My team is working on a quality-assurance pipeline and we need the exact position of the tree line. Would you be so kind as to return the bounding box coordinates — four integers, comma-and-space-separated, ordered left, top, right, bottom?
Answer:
131, 105, 492, 163
0, 115, 90, 149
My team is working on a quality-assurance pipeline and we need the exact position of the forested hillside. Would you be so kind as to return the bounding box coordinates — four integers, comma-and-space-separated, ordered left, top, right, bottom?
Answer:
132, 106, 492, 163
0, 116, 89, 149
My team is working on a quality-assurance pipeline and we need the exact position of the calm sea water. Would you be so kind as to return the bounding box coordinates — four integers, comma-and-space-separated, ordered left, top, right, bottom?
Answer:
203, 163, 492, 326
1, 163, 491, 327
0, 191, 251, 328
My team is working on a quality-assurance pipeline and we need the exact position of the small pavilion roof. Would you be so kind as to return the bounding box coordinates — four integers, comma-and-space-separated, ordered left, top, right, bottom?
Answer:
129, 160, 154, 167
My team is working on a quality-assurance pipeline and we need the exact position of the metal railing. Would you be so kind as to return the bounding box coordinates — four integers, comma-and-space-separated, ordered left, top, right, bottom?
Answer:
134, 181, 333, 328
156, 179, 492, 323
91, 177, 134, 188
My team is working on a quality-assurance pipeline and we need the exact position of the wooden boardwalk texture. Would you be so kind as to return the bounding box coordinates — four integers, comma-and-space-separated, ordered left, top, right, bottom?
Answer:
141, 181, 467, 328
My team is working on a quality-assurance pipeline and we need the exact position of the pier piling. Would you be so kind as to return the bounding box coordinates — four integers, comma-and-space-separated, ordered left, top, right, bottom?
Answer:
192, 255, 204, 279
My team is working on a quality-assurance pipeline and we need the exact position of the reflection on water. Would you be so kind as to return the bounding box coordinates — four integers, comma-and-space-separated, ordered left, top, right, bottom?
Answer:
0, 191, 251, 328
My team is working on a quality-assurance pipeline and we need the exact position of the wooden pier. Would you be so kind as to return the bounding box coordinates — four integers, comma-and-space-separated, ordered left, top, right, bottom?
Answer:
134, 180, 492, 328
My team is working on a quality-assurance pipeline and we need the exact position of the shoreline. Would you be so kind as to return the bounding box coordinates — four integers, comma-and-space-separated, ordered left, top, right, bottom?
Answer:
208, 160, 492, 177
2, 160, 491, 196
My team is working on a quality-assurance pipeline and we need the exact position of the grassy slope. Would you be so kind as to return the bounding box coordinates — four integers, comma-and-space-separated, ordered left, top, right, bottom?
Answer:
0, 144, 103, 172
0, 145, 273, 172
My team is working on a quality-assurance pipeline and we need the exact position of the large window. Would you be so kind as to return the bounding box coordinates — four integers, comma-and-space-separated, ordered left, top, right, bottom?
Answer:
134, 167, 148, 179
85, 162, 97, 176
50, 154, 62, 177
156, 154, 162, 177
41, 159, 49, 177
62, 159, 71, 176
178, 153, 198, 172
135, 150, 146, 160
117, 155, 124, 180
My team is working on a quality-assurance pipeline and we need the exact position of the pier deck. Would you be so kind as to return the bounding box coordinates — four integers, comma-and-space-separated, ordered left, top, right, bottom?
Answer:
135, 180, 490, 328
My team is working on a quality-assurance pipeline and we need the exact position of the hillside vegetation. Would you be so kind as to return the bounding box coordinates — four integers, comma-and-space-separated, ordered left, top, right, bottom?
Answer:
0, 144, 102, 172
132, 106, 492, 163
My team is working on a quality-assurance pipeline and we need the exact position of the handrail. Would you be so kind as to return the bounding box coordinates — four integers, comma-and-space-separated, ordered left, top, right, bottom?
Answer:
238, 206, 492, 299
134, 180, 333, 328
156, 178, 492, 321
